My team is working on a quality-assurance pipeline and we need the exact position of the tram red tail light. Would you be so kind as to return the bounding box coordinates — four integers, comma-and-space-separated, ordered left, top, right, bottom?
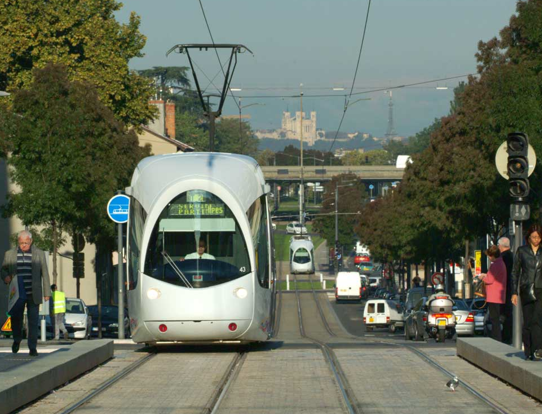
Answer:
228, 323, 238, 332
159, 324, 168, 333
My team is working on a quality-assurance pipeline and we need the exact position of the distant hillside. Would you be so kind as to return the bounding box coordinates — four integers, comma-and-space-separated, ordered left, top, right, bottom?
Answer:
257, 136, 384, 152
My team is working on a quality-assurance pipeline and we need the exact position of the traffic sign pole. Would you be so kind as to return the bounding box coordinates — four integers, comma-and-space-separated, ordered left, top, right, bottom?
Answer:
117, 191, 125, 340
107, 192, 130, 340
513, 221, 523, 350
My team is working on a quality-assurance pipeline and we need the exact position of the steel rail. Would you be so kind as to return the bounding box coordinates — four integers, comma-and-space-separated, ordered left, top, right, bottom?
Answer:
207, 352, 247, 414
60, 351, 157, 414
308, 273, 336, 337
294, 274, 358, 414
403, 344, 511, 414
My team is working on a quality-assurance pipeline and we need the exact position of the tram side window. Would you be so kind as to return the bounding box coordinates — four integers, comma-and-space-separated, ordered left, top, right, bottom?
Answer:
128, 198, 147, 290
247, 196, 270, 288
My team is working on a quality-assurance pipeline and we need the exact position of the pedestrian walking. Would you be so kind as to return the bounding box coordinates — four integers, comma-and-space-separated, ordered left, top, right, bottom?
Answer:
498, 237, 514, 344
512, 224, 542, 360
478, 245, 507, 342
50, 284, 69, 340
1, 230, 51, 356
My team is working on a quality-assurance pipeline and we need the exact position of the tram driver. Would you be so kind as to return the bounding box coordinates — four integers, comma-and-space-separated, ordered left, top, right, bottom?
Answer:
183, 239, 216, 260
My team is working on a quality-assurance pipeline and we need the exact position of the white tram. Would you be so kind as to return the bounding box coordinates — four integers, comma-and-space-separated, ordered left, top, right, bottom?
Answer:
126, 153, 276, 344
289, 237, 315, 274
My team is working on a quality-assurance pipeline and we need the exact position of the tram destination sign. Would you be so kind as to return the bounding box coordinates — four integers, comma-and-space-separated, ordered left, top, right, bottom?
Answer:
169, 203, 225, 217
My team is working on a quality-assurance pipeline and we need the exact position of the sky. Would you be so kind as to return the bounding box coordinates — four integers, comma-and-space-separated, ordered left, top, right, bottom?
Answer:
117, 0, 519, 139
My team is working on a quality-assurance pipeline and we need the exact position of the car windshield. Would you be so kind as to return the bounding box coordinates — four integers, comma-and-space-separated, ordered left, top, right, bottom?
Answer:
88, 306, 121, 319
453, 300, 469, 311
66, 300, 84, 314
144, 190, 251, 288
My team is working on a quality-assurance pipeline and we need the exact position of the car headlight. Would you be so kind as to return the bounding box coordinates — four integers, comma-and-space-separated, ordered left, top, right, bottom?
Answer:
73, 321, 84, 327
109, 323, 119, 328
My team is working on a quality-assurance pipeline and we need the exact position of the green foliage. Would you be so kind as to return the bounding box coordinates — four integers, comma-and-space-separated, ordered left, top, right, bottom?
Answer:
175, 111, 207, 149
0, 0, 155, 127
357, 0, 542, 264
255, 149, 275, 166
2, 64, 149, 273
9, 227, 66, 252
341, 149, 392, 165
313, 174, 366, 247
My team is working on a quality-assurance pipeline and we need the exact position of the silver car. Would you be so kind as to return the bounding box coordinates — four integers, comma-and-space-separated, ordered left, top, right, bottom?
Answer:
64, 298, 92, 339
453, 299, 475, 336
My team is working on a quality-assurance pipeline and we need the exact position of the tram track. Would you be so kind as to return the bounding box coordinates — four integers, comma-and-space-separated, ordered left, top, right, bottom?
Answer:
204, 351, 247, 414
294, 273, 360, 414
59, 350, 157, 414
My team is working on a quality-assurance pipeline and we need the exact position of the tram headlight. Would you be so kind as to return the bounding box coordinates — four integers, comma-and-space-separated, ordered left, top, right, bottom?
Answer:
147, 288, 161, 300
234, 288, 248, 299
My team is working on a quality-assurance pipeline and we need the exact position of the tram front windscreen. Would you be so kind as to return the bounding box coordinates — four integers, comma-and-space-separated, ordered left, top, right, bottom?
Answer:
144, 190, 251, 288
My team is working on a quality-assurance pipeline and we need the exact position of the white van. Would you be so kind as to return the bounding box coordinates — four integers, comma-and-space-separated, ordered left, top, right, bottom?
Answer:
335, 272, 362, 302
363, 299, 404, 332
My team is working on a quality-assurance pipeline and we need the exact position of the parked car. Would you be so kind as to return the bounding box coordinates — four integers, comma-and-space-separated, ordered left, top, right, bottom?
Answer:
286, 222, 308, 235
64, 298, 92, 339
363, 299, 404, 332
453, 299, 475, 337
88, 305, 130, 338
404, 297, 428, 341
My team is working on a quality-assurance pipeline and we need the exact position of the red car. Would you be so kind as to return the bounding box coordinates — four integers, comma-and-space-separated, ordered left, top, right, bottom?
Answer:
354, 255, 371, 264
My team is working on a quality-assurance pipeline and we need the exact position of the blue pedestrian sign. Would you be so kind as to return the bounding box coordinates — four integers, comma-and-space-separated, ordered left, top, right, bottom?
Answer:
369, 185, 374, 190
107, 195, 130, 224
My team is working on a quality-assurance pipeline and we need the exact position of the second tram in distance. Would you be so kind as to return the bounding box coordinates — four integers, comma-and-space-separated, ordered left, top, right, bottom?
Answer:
125, 152, 276, 344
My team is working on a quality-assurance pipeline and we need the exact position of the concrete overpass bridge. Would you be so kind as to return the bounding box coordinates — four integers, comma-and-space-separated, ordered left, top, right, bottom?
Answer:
261, 165, 405, 197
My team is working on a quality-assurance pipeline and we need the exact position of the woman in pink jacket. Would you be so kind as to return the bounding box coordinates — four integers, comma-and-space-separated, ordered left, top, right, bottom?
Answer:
479, 245, 507, 342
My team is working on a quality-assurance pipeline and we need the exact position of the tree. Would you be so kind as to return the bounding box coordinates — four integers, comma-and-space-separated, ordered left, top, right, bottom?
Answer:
175, 111, 207, 149
313, 174, 366, 248
255, 149, 275, 166
214, 118, 258, 155
2, 64, 149, 283
0, 0, 155, 127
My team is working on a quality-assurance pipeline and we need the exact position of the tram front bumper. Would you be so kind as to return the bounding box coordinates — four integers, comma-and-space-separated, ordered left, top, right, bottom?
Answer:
143, 319, 252, 341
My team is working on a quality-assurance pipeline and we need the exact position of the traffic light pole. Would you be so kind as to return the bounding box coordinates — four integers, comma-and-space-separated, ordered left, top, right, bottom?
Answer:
513, 221, 523, 349
335, 182, 339, 274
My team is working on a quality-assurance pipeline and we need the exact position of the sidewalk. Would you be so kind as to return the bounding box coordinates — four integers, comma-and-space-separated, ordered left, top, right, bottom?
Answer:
457, 337, 542, 402
0, 338, 113, 414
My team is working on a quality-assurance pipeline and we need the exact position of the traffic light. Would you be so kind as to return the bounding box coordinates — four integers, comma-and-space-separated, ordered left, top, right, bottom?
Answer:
507, 132, 530, 200
73, 252, 85, 278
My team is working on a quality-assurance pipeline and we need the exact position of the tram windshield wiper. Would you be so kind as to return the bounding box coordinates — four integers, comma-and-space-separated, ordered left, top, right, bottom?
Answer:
161, 250, 193, 288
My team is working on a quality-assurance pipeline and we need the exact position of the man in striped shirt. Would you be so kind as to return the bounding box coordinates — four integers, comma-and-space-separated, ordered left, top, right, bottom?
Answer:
2, 230, 51, 356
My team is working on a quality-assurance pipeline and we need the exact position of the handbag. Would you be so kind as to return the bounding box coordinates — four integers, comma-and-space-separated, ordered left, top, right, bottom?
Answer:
474, 278, 486, 298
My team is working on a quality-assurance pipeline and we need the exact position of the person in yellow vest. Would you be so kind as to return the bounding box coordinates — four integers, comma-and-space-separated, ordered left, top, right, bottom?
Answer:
50, 284, 69, 340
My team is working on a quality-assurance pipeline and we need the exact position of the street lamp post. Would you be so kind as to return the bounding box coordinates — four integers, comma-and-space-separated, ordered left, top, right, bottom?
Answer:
238, 97, 264, 138
299, 84, 304, 226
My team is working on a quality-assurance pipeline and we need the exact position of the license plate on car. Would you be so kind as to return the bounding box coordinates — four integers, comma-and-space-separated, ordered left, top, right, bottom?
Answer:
340, 289, 347, 292
369, 317, 374, 322
438, 319, 446, 326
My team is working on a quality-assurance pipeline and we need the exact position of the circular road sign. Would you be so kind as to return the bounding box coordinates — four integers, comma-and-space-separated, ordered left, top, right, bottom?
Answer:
369, 184, 374, 190
107, 194, 130, 224
431, 272, 444, 286
495, 141, 536, 180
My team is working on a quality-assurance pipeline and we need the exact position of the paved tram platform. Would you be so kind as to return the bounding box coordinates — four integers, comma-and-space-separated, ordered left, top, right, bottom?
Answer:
0, 338, 113, 414
458, 337, 542, 402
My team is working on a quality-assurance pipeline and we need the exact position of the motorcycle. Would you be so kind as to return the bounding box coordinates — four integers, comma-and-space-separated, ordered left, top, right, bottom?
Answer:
425, 295, 456, 343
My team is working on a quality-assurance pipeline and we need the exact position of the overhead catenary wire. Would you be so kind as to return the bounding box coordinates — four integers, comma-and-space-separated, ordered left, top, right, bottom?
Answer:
328, 0, 372, 153
197, 0, 241, 111
224, 74, 473, 99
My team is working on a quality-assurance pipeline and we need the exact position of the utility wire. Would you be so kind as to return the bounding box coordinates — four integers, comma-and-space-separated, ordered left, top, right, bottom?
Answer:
329, 0, 372, 153
226, 74, 473, 99
198, 0, 241, 110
